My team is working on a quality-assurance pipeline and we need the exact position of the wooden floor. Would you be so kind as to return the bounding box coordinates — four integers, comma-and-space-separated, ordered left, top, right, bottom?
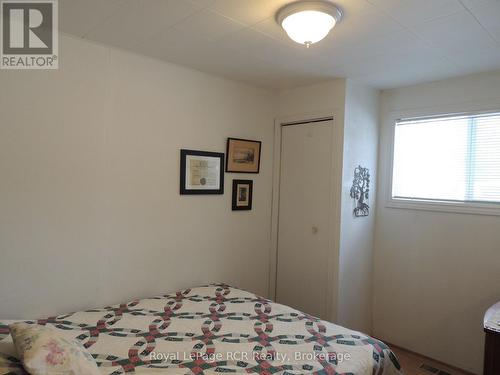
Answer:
391, 346, 474, 375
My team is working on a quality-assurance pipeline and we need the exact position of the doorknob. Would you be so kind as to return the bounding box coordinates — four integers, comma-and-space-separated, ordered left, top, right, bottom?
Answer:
311, 226, 318, 234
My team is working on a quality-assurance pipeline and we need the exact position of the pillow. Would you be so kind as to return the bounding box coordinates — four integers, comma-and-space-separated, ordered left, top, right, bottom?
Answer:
9, 322, 100, 375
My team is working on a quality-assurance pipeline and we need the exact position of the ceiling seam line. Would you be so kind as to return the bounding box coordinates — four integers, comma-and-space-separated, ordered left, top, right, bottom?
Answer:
457, 0, 500, 45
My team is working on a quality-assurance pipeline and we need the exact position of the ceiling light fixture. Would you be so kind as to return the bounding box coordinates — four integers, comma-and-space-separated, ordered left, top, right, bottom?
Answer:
276, 1, 342, 48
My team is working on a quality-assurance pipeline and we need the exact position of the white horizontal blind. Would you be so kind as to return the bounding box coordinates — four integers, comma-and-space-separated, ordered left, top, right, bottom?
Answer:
392, 112, 500, 203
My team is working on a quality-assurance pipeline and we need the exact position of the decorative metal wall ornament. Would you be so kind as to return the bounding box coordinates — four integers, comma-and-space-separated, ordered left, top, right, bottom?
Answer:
350, 165, 370, 217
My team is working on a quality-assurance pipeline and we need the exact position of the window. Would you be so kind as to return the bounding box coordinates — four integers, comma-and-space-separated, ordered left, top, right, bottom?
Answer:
392, 112, 500, 206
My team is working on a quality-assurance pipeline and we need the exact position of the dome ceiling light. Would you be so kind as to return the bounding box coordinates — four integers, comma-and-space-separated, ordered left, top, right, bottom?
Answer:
276, 1, 342, 48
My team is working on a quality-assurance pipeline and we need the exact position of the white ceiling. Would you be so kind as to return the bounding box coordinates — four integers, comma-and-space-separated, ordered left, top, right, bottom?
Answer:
59, 0, 500, 90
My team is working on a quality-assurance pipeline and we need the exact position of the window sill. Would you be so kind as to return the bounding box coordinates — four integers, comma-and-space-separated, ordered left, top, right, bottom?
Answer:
386, 198, 500, 216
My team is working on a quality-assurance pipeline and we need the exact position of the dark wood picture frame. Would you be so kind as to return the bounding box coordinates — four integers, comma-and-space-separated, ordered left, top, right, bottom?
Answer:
180, 149, 224, 195
232, 179, 253, 210
226, 138, 261, 173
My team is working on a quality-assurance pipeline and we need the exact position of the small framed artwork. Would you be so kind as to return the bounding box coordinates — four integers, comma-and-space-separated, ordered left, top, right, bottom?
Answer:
232, 179, 253, 210
226, 138, 261, 173
180, 149, 224, 195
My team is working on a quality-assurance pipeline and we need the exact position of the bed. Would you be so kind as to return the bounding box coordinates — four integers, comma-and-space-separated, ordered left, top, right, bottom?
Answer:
0, 284, 402, 374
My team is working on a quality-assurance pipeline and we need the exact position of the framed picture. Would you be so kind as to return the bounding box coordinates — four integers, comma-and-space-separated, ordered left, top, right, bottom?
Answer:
226, 138, 261, 173
232, 179, 253, 210
180, 149, 224, 195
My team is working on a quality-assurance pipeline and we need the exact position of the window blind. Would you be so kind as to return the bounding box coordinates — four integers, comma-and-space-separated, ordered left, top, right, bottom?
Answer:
392, 112, 500, 204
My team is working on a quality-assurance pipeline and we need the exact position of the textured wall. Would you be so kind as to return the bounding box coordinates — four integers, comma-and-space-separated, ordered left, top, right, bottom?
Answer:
374, 70, 500, 374
0, 35, 275, 319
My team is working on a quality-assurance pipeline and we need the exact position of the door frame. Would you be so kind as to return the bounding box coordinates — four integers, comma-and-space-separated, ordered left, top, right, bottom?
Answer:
269, 109, 344, 322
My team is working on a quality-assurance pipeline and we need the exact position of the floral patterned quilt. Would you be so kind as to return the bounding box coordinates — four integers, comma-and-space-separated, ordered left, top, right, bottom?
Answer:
0, 284, 402, 374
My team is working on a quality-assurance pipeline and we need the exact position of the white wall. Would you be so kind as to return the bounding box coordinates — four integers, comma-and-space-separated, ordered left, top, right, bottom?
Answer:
374, 70, 500, 374
276, 79, 346, 118
337, 80, 379, 334
0, 34, 276, 319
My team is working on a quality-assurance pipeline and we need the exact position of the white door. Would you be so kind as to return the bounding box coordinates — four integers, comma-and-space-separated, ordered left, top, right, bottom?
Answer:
276, 120, 333, 319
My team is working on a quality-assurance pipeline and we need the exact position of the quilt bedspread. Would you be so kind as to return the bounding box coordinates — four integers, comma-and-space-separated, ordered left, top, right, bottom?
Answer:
0, 284, 402, 375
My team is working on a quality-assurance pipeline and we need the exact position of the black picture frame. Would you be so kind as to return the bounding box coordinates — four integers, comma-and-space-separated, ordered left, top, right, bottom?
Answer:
232, 179, 253, 210
180, 149, 224, 195
226, 137, 261, 173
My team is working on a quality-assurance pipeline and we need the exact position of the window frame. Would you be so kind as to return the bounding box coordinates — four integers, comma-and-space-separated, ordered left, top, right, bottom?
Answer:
386, 107, 500, 216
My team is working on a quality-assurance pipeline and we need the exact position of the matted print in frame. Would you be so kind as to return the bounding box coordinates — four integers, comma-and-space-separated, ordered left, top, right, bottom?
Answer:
180, 149, 224, 195
226, 138, 261, 173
